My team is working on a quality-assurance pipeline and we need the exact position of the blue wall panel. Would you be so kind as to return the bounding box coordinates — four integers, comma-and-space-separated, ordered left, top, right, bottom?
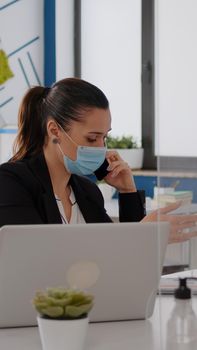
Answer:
44, 0, 56, 86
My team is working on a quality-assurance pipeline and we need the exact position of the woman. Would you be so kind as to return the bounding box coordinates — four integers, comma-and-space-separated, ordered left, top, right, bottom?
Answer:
0, 78, 196, 243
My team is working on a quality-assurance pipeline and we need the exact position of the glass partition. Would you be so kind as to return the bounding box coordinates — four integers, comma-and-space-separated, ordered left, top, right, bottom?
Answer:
155, 1, 197, 347
155, 0, 197, 272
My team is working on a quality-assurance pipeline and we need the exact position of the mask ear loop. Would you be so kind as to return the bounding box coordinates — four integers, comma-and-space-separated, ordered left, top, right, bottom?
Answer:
56, 122, 78, 147
52, 127, 77, 162
57, 143, 65, 157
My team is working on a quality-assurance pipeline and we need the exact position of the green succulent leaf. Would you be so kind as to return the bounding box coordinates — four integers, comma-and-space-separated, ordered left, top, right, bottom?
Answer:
69, 293, 93, 306
32, 288, 94, 319
47, 288, 68, 299
40, 306, 64, 318
65, 303, 93, 318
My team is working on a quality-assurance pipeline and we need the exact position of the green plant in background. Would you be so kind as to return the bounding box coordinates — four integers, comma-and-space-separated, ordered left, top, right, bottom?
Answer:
106, 135, 139, 149
32, 287, 94, 319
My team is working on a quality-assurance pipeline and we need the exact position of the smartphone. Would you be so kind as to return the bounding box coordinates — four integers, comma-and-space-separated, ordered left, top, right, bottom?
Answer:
94, 159, 110, 180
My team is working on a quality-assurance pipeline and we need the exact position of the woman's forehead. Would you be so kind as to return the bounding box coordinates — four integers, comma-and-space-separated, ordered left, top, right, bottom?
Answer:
78, 108, 111, 127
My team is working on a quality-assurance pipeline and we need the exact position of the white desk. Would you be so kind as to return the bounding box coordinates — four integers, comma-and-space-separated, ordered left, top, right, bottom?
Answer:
1, 295, 197, 350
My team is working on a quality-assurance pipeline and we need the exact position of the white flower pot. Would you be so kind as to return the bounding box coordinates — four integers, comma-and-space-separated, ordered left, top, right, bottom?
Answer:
115, 148, 144, 169
37, 316, 89, 350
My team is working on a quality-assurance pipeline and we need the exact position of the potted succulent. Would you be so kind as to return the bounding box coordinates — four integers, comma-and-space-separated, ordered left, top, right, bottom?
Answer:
106, 135, 144, 169
32, 287, 94, 350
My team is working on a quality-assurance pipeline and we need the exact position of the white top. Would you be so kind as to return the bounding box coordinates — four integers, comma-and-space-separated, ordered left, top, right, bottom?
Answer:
55, 187, 85, 224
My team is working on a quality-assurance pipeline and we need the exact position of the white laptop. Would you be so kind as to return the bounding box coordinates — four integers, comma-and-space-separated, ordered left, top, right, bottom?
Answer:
0, 222, 169, 328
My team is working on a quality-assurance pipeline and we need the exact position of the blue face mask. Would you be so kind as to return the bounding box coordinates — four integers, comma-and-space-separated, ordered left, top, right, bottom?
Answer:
63, 145, 107, 176
58, 129, 107, 176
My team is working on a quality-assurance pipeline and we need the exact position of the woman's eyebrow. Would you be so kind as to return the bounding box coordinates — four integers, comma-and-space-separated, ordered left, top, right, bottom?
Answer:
87, 129, 112, 135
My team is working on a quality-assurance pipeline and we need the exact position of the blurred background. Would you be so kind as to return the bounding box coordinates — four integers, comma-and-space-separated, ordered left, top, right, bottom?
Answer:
0, 0, 197, 270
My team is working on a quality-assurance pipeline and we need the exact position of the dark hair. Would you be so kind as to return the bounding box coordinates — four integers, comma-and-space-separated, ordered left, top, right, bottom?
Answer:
11, 78, 109, 161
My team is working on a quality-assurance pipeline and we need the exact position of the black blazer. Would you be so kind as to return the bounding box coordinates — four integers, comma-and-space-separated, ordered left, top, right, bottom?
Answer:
0, 153, 145, 227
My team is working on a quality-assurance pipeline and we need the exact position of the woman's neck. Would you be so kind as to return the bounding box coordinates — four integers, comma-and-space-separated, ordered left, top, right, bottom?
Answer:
43, 146, 71, 198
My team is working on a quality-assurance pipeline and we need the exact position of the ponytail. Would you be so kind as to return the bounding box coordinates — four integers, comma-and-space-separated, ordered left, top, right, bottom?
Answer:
11, 86, 49, 161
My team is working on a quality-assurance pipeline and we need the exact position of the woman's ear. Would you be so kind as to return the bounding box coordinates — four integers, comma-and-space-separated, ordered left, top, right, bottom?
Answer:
46, 119, 61, 140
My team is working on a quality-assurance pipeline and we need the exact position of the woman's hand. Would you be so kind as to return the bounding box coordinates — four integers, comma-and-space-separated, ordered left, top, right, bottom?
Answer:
104, 150, 136, 193
141, 201, 197, 244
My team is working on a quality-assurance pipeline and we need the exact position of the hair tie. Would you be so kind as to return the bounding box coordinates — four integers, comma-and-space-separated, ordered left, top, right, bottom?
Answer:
42, 86, 50, 99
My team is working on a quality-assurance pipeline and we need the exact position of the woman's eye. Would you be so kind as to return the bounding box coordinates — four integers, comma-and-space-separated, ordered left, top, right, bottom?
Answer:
87, 138, 97, 143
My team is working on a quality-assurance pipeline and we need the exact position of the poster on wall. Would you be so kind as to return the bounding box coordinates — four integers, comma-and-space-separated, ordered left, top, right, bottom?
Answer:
0, 0, 44, 162
0, 0, 43, 128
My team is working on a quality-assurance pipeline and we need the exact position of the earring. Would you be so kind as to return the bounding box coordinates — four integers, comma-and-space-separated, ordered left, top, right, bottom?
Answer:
52, 138, 59, 144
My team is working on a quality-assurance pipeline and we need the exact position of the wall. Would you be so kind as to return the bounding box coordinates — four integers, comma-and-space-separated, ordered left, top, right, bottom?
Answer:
81, 0, 142, 142
55, 0, 74, 80
0, 0, 44, 163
